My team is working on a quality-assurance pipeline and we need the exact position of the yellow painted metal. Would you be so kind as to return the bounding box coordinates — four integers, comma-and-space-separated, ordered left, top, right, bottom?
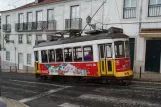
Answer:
34, 62, 40, 74
115, 70, 133, 78
99, 60, 107, 75
106, 60, 114, 75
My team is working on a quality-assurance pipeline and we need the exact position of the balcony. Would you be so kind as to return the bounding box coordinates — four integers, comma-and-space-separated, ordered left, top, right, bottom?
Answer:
35, 21, 44, 31
65, 18, 82, 30
149, 4, 161, 17
3, 24, 11, 32
46, 20, 56, 30
26, 22, 35, 31
123, 7, 136, 19
15, 23, 26, 32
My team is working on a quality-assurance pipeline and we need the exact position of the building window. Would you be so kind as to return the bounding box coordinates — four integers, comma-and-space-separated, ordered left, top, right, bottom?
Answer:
27, 54, 32, 64
149, 0, 161, 16
6, 51, 10, 61
27, 34, 32, 44
70, 5, 80, 19
18, 53, 23, 64
18, 35, 23, 44
18, 13, 24, 30
36, 35, 42, 41
47, 9, 54, 21
123, 0, 136, 19
36, 11, 43, 30
27, 12, 32, 22
5, 34, 10, 43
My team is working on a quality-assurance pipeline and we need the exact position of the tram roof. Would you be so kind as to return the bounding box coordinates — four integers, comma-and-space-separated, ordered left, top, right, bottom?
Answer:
34, 32, 129, 48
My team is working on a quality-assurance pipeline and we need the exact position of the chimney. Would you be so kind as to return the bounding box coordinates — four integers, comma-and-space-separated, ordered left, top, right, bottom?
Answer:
35, 0, 44, 3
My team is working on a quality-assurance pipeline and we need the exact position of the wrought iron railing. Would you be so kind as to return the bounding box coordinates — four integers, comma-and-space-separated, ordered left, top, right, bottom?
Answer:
65, 18, 82, 30
123, 7, 136, 19
149, 4, 161, 17
3, 24, 11, 32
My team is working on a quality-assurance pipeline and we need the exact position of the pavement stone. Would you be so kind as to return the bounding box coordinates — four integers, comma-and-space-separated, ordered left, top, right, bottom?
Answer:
0, 97, 29, 107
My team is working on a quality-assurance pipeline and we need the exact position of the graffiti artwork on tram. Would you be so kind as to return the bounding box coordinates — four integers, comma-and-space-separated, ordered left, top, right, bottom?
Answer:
40, 62, 99, 76
45, 63, 87, 76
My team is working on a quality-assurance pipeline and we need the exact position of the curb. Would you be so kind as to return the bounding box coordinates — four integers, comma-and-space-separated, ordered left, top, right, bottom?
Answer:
1, 97, 29, 107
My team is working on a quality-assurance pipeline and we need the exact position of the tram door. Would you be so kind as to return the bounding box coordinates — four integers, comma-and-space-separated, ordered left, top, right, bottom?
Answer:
99, 44, 114, 76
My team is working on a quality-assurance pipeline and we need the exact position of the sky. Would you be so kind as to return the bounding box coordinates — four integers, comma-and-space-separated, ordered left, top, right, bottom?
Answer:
0, 0, 35, 11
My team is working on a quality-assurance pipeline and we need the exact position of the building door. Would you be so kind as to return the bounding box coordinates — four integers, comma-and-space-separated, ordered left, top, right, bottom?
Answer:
129, 38, 135, 69
145, 40, 161, 72
18, 53, 23, 70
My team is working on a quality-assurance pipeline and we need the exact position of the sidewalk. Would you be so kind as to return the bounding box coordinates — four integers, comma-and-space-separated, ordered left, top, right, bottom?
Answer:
133, 72, 161, 82
0, 97, 29, 107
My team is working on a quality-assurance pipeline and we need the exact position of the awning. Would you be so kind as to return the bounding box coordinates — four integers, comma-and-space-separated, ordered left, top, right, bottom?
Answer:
140, 28, 161, 38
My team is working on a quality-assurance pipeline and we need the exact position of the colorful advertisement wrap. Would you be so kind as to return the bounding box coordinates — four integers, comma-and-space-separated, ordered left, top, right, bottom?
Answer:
40, 62, 99, 77
115, 58, 131, 72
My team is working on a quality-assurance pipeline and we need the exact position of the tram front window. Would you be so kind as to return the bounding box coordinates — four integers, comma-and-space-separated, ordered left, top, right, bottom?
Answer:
115, 41, 125, 58
41, 50, 48, 63
34, 51, 39, 62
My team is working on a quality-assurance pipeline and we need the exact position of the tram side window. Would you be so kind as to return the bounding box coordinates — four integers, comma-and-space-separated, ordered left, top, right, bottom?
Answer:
48, 49, 55, 62
41, 50, 48, 63
64, 48, 72, 62
83, 46, 93, 61
73, 47, 82, 62
34, 51, 39, 61
56, 49, 63, 62
99, 45, 105, 58
106, 44, 112, 58
115, 41, 125, 58
125, 41, 130, 57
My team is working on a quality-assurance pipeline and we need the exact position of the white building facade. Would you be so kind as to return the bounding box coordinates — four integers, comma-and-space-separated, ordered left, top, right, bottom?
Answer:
1, 0, 161, 74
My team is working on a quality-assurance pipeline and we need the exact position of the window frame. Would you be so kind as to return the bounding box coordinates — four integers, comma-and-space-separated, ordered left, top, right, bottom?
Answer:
6, 51, 10, 61
73, 47, 83, 62
123, 0, 137, 19
83, 46, 93, 62
48, 49, 55, 63
34, 51, 39, 62
27, 12, 33, 23
64, 48, 73, 62
114, 41, 125, 58
70, 5, 80, 19
41, 50, 48, 63
27, 54, 32, 64
27, 34, 32, 44
56, 48, 64, 62
18, 35, 23, 44
148, 0, 161, 17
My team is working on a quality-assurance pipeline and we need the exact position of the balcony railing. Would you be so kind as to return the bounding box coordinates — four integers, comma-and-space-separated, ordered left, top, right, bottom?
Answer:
123, 7, 136, 19
26, 22, 34, 31
15, 23, 26, 31
65, 18, 82, 30
3, 24, 11, 32
46, 20, 56, 30
149, 4, 161, 17
15, 21, 57, 32
35, 21, 44, 30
